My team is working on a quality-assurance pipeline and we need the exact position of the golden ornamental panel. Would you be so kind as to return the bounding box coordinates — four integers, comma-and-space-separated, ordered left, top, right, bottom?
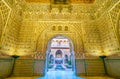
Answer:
25, 0, 50, 3
25, 0, 95, 4
71, 0, 95, 4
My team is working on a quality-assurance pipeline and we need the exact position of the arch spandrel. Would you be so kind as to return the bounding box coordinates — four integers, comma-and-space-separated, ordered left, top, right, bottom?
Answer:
36, 24, 84, 59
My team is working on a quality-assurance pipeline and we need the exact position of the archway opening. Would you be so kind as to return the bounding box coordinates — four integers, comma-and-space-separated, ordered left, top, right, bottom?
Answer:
37, 35, 83, 79
45, 35, 75, 72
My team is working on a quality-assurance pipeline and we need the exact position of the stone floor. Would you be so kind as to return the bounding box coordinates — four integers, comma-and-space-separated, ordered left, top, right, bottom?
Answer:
6, 76, 115, 79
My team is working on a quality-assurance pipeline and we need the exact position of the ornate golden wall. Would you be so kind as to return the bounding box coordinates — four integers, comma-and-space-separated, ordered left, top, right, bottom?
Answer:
0, 0, 120, 58
17, 20, 84, 58
109, 2, 120, 48
118, 14, 120, 46
97, 13, 119, 56
0, 0, 22, 55
82, 21, 102, 56
0, 12, 2, 41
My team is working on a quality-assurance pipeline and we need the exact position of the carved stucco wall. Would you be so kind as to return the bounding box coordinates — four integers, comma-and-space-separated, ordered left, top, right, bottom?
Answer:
0, 0, 120, 58
0, 0, 22, 55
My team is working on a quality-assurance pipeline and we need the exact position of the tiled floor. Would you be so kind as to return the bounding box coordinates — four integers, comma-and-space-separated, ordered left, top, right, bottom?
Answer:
6, 76, 115, 79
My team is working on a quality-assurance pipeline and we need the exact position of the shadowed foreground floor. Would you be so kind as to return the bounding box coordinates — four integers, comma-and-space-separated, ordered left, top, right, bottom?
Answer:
6, 70, 115, 79
6, 76, 115, 79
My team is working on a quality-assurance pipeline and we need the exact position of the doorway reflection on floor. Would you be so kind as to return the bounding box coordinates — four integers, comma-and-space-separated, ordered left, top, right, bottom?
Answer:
37, 71, 83, 79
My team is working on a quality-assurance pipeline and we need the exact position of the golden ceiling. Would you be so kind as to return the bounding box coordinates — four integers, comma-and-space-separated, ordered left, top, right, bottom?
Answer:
25, 0, 95, 4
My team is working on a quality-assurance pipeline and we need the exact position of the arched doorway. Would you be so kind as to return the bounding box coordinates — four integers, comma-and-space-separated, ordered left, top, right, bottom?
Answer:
55, 50, 62, 58
45, 35, 75, 73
